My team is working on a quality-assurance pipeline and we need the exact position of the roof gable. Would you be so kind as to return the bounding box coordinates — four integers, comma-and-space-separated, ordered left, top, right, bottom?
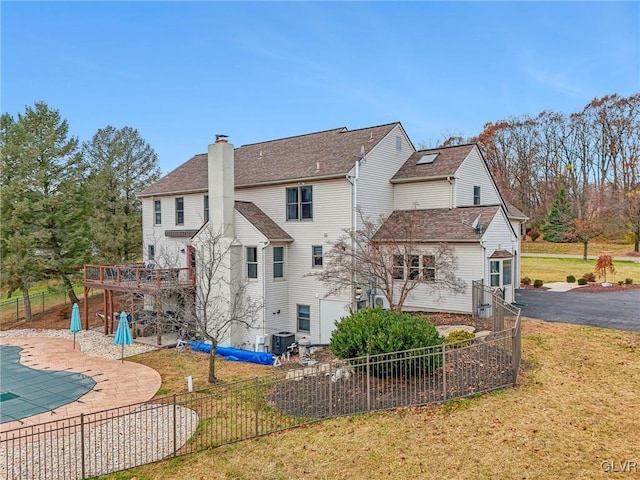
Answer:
372, 206, 500, 243
391, 143, 476, 182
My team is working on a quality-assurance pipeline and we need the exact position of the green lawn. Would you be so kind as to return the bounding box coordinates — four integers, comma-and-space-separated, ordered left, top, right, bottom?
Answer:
521, 239, 635, 256
97, 320, 640, 480
521, 257, 640, 284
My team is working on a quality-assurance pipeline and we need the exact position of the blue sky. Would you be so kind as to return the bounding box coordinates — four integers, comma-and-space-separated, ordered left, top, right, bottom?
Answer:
2, 1, 639, 174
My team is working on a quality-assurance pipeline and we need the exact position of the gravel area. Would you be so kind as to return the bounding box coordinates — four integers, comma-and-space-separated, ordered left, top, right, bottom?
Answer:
0, 329, 201, 479
1, 404, 199, 480
0, 328, 158, 360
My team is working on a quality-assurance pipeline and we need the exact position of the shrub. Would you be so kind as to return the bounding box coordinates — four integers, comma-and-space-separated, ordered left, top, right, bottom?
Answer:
445, 330, 475, 348
521, 277, 531, 286
577, 278, 588, 285
566, 275, 576, 283
529, 229, 541, 242
330, 308, 443, 377
583, 272, 596, 283
625, 278, 633, 285
618, 280, 625, 286
533, 279, 544, 288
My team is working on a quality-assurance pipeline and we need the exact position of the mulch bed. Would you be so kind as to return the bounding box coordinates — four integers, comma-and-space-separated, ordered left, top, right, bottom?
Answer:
567, 283, 640, 294
266, 341, 513, 418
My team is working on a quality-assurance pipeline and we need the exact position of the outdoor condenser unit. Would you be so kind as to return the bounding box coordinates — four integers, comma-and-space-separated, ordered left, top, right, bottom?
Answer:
272, 332, 295, 355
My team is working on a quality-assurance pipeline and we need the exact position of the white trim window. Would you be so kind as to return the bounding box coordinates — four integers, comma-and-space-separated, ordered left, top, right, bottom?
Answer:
154, 200, 161, 225
473, 186, 481, 205
490, 260, 500, 287
286, 185, 313, 220
246, 247, 258, 279
297, 304, 310, 333
393, 254, 436, 281
273, 246, 284, 279
312, 245, 323, 267
204, 195, 209, 223
175, 197, 184, 225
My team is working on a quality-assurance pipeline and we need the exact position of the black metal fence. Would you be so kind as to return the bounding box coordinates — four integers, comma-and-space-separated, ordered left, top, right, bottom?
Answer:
0, 290, 96, 325
0, 284, 521, 480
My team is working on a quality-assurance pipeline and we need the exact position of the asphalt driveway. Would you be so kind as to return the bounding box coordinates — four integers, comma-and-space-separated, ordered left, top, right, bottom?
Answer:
515, 289, 640, 332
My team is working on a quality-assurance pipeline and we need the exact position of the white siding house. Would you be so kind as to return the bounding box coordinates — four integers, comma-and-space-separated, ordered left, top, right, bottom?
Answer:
138, 126, 526, 348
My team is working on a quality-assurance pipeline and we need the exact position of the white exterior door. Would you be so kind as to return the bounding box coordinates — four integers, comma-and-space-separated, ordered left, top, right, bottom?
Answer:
319, 299, 350, 344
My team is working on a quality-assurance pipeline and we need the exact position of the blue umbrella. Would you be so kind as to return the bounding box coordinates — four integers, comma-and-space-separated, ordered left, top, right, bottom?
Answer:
113, 311, 133, 363
70, 303, 82, 350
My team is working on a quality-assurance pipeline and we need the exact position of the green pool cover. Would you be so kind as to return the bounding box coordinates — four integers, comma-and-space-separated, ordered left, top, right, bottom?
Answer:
0, 345, 96, 424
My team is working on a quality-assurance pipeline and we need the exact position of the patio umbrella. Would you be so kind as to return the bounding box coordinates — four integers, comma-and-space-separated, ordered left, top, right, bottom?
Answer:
113, 311, 133, 363
70, 303, 82, 350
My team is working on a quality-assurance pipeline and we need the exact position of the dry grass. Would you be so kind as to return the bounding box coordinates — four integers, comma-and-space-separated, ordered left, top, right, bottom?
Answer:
521, 257, 640, 284
521, 239, 636, 256
127, 349, 275, 396
98, 319, 640, 480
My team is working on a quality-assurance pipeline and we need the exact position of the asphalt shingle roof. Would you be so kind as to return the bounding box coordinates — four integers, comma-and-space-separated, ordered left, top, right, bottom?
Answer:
372, 206, 501, 243
234, 201, 293, 242
391, 143, 476, 182
139, 123, 401, 196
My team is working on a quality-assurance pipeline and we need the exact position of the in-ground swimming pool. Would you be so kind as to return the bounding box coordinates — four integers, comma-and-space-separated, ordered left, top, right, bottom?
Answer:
0, 345, 96, 424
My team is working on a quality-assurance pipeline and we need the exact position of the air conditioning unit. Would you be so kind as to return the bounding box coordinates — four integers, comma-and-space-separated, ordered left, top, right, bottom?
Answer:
373, 294, 390, 310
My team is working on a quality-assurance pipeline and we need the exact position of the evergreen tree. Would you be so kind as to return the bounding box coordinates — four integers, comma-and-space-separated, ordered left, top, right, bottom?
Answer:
542, 187, 574, 243
84, 126, 161, 263
1, 102, 89, 305
1, 113, 43, 319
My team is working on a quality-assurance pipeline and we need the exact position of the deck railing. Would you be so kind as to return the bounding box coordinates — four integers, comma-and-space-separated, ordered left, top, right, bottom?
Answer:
83, 265, 194, 289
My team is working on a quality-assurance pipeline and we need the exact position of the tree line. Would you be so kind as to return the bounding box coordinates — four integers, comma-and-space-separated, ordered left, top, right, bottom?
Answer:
469, 93, 640, 253
1, 101, 161, 319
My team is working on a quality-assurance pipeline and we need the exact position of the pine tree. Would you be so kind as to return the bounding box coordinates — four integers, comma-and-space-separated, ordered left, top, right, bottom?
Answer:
542, 187, 574, 243
1, 102, 90, 305
84, 126, 161, 263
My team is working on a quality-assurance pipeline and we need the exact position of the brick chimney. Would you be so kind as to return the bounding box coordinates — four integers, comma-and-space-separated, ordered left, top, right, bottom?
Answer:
208, 135, 235, 236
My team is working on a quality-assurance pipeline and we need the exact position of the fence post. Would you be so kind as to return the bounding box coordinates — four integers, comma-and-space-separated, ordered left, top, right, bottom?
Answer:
442, 344, 447, 402
173, 394, 177, 457
80, 413, 86, 480
41, 292, 45, 314
16, 298, 19, 321
366, 355, 371, 412
254, 377, 260, 437
328, 361, 333, 417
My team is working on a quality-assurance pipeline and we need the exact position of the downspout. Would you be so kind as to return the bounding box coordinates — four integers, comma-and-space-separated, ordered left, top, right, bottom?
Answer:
346, 147, 363, 310
447, 176, 454, 209
260, 241, 270, 335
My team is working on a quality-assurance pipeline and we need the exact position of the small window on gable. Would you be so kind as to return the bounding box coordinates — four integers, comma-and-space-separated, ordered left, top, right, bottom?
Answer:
154, 200, 161, 225
273, 246, 284, 279
396, 135, 402, 152
247, 247, 258, 279
473, 186, 481, 205
175, 197, 184, 225
312, 245, 323, 267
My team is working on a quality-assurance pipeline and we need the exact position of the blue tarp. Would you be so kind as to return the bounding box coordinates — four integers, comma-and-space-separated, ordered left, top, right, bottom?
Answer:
189, 342, 275, 366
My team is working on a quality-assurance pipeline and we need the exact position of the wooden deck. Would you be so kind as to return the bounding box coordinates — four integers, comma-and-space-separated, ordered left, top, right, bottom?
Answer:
83, 264, 195, 293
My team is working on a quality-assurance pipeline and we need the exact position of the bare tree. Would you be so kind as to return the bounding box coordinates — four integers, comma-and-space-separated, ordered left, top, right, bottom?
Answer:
314, 211, 466, 312
156, 226, 262, 383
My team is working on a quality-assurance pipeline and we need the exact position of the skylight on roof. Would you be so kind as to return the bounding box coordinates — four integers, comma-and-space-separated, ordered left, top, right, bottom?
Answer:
416, 153, 438, 165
